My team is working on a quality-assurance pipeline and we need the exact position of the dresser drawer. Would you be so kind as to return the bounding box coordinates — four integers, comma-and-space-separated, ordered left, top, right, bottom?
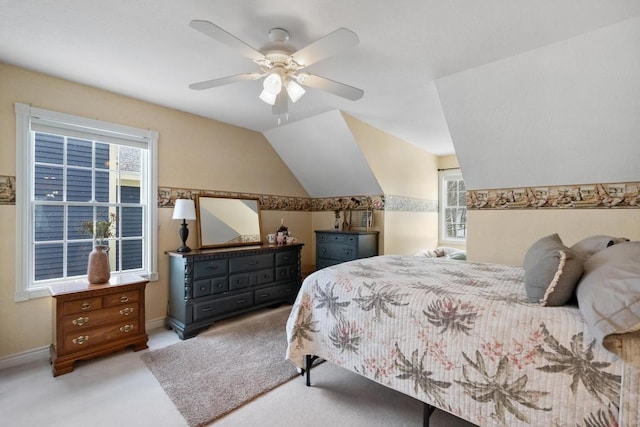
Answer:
62, 320, 140, 352
317, 243, 356, 261
276, 265, 299, 281
103, 290, 139, 306
63, 297, 103, 315
254, 283, 296, 305
229, 273, 251, 290
276, 250, 297, 266
193, 292, 253, 321
193, 259, 227, 279
317, 233, 346, 244
62, 304, 138, 330
229, 254, 273, 273
193, 277, 228, 298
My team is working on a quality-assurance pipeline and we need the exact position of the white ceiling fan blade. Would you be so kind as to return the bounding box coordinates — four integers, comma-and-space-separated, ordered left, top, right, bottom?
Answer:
291, 28, 359, 68
189, 73, 261, 90
189, 20, 265, 61
298, 74, 364, 101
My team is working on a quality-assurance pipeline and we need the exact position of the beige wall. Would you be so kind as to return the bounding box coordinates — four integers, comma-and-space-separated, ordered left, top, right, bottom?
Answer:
437, 155, 460, 170
467, 209, 640, 265
343, 113, 440, 254
0, 63, 311, 358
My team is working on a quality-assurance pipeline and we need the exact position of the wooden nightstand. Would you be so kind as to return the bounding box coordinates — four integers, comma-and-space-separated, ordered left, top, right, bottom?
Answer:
49, 274, 149, 377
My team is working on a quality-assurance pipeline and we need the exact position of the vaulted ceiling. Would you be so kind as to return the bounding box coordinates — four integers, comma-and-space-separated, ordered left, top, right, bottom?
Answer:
1, 1, 639, 192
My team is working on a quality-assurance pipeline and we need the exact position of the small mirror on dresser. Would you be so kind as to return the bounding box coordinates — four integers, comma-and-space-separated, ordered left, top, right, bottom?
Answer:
195, 195, 263, 248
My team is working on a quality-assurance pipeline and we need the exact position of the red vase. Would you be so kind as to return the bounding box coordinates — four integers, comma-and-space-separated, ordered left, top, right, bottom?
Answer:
88, 245, 110, 284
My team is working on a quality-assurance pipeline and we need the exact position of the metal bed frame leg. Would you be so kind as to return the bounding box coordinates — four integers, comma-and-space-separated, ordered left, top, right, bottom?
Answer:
423, 403, 435, 427
303, 355, 436, 426
303, 355, 319, 386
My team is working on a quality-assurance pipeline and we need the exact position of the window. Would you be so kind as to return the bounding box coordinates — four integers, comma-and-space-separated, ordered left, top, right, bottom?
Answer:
439, 169, 467, 243
15, 103, 158, 300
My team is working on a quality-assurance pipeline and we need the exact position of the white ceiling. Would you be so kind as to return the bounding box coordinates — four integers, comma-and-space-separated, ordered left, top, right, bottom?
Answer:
2, 0, 640, 158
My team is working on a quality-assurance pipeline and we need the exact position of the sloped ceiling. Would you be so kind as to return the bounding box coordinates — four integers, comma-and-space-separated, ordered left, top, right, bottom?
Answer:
264, 110, 382, 198
436, 17, 640, 190
1, 2, 640, 195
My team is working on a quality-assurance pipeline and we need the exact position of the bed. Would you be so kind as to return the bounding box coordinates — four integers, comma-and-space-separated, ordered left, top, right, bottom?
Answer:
285, 237, 640, 426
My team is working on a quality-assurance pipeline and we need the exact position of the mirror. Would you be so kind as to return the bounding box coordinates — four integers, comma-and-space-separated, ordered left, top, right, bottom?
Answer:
195, 195, 263, 249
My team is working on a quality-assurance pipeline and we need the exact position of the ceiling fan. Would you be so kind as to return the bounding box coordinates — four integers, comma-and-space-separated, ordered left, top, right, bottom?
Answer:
188, 20, 364, 123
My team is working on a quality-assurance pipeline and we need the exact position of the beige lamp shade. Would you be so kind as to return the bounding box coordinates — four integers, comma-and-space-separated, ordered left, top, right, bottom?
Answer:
172, 199, 196, 220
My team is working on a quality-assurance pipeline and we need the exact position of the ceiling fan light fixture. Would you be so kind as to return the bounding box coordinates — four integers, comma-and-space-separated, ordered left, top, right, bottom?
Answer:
286, 79, 305, 103
259, 89, 277, 105
262, 73, 282, 95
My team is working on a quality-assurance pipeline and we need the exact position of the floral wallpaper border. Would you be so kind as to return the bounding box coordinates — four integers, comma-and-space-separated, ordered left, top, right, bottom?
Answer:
159, 186, 437, 213
467, 182, 640, 210
0, 175, 16, 204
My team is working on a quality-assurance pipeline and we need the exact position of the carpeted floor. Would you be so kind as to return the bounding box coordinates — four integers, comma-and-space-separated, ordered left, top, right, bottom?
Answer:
142, 307, 298, 426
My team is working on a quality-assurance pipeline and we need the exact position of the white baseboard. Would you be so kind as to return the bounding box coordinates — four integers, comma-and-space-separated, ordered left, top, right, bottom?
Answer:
0, 345, 50, 371
0, 317, 167, 372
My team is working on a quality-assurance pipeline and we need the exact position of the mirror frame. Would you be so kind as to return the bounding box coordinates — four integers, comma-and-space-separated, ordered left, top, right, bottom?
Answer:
195, 195, 264, 249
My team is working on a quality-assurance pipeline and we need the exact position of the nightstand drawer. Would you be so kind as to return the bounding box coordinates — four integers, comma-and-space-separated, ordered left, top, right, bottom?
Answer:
103, 290, 139, 306
194, 259, 227, 279
63, 297, 103, 315
62, 320, 140, 352
62, 304, 138, 330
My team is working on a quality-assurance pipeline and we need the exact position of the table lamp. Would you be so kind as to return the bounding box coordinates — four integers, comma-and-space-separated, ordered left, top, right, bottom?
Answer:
172, 199, 196, 252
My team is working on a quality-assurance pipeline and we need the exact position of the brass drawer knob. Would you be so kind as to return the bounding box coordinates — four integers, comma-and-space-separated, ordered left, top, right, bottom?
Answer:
119, 295, 129, 303
119, 324, 134, 333
72, 317, 89, 326
72, 336, 89, 345
80, 301, 92, 310
119, 307, 134, 316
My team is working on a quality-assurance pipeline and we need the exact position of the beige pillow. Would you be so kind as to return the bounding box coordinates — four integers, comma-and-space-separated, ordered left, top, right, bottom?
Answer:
523, 234, 584, 306
576, 241, 640, 358
570, 235, 629, 261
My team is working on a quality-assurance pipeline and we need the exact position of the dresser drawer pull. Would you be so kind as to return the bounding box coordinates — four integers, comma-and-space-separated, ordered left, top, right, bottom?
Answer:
120, 324, 134, 333
236, 299, 247, 304
72, 336, 89, 345
282, 256, 290, 261
72, 317, 89, 326
207, 266, 218, 270
249, 261, 259, 265
120, 307, 134, 316
259, 293, 269, 298
201, 306, 214, 312
119, 295, 129, 303
80, 301, 92, 310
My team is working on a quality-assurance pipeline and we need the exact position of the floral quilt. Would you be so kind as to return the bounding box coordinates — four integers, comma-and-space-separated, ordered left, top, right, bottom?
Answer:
285, 255, 638, 426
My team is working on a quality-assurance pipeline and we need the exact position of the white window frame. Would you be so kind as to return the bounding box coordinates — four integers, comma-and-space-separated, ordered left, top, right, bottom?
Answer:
439, 168, 467, 244
15, 103, 158, 301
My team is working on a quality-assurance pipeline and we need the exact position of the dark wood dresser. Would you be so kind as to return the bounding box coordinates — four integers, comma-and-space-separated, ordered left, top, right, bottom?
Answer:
315, 230, 379, 270
166, 243, 303, 339
49, 274, 149, 377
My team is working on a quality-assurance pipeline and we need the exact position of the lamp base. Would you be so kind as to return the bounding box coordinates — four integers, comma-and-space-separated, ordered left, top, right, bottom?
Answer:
177, 221, 191, 253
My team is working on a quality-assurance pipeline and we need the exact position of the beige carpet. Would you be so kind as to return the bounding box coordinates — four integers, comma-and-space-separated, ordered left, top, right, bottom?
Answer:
142, 307, 299, 426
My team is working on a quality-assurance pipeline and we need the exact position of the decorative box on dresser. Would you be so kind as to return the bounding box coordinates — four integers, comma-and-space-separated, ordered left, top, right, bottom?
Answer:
166, 243, 303, 339
315, 230, 379, 269
49, 274, 149, 377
